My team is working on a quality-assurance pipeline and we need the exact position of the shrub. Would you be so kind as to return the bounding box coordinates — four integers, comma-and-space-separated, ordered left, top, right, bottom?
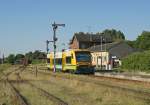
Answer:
121, 50, 150, 72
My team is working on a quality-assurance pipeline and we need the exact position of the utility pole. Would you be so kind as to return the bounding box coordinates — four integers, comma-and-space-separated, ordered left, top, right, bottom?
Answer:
100, 35, 103, 70
46, 40, 50, 54
102, 33, 107, 70
0, 52, 2, 64
52, 22, 65, 72
2, 54, 4, 64
88, 26, 92, 47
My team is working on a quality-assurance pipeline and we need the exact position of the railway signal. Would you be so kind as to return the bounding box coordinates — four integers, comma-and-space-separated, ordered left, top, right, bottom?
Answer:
52, 22, 65, 72
46, 40, 53, 54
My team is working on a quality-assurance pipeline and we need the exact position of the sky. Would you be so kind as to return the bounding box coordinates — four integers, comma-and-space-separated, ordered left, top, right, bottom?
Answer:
0, 0, 150, 57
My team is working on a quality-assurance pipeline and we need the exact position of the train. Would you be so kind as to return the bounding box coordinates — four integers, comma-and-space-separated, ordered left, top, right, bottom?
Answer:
47, 49, 95, 74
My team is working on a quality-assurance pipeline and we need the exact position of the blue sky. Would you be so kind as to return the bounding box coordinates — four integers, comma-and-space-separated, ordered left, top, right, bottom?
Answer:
0, 0, 150, 56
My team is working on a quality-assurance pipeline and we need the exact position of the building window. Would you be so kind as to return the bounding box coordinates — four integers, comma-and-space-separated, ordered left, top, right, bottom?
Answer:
94, 57, 96, 62
81, 44, 86, 49
102, 56, 107, 62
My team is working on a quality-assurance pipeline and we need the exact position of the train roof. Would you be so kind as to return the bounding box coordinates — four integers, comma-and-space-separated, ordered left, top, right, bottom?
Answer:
48, 49, 90, 56
64, 49, 90, 52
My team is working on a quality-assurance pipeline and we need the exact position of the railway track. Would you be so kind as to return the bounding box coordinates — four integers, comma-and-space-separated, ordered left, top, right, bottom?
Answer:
27, 82, 68, 105
90, 74, 150, 86
5, 65, 150, 105
34, 69, 150, 101
3, 66, 68, 105
9, 80, 69, 105
1, 67, 29, 105
94, 72, 150, 83
30, 66, 150, 84
5, 79, 29, 105
35, 67, 150, 85
9, 65, 150, 103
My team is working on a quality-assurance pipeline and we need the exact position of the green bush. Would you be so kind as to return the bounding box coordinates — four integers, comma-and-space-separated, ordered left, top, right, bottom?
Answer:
121, 50, 150, 72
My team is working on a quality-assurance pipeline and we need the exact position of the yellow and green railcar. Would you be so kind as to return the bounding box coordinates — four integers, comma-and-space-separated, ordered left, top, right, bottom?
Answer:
47, 49, 94, 74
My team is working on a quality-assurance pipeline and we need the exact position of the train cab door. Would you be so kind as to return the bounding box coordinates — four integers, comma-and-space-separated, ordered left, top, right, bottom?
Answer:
62, 51, 66, 71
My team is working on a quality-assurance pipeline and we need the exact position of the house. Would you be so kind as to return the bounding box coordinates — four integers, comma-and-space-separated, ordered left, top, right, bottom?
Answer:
69, 33, 113, 49
88, 41, 136, 70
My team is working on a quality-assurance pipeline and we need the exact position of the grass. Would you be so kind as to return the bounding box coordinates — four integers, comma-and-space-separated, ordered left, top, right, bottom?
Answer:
0, 64, 11, 75
0, 82, 12, 105
0, 64, 17, 105
0, 64, 24, 105
30, 76, 149, 105
36, 78, 150, 105
13, 83, 54, 105
19, 69, 150, 105
35, 69, 150, 94
1, 65, 150, 105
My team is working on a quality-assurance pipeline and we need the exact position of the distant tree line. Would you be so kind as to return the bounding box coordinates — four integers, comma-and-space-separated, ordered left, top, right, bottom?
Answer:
5, 50, 46, 64
126, 31, 150, 50
99, 29, 125, 41
72, 29, 125, 42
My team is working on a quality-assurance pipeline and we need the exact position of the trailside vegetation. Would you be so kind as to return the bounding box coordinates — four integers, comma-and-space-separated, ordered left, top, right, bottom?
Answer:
121, 50, 150, 72
122, 31, 150, 72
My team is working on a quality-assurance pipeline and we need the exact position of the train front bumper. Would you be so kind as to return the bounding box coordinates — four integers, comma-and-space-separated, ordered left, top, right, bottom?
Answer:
75, 66, 95, 74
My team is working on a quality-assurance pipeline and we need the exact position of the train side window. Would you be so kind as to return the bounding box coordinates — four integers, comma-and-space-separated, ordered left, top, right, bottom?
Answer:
55, 58, 58, 64
56, 58, 62, 65
47, 59, 50, 63
66, 57, 71, 64
59, 58, 62, 65
71, 54, 73, 59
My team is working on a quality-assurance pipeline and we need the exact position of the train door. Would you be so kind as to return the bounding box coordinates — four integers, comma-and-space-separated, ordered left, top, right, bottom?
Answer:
55, 52, 62, 71
47, 54, 50, 70
62, 51, 66, 71
62, 50, 76, 72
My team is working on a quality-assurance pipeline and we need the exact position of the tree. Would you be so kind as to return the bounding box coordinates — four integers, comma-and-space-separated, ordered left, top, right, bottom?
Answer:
38, 52, 46, 59
125, 40, 136, 48
72, 29, 125, 43
100, 29, 125, 41
135, 31, 150, 50
33, 50, 41, 59
7, 54, 15, 64
24, 50, 46, 64
25, 51, 33, 64
15, 54, 24, 61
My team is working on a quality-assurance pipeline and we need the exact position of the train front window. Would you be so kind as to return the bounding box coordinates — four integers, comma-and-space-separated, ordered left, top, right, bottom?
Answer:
75, 52, 91, 62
